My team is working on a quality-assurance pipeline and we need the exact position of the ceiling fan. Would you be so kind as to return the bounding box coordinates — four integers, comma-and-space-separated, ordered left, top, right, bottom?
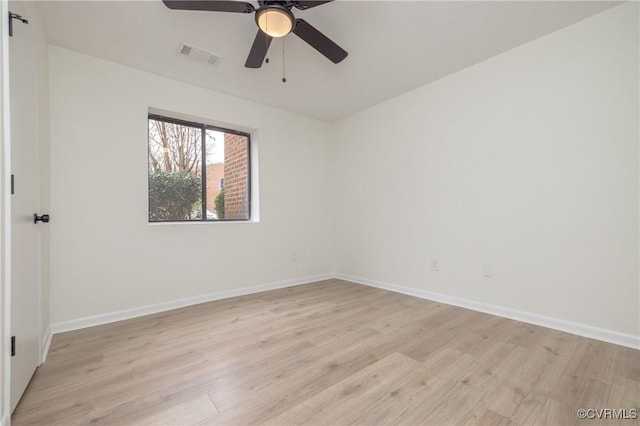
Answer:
162, 1, 348, 68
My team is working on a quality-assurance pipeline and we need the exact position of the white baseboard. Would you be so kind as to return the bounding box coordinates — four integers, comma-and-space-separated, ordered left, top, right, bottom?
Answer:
46, 272, 639, 352
41, 326, 52, 364
336, 273, 640, 350
1, 413, 8, 426
50, 273, 333, 335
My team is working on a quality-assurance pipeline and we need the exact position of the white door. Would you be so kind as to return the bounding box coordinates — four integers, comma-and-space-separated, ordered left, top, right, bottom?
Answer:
8, 0, 41, 412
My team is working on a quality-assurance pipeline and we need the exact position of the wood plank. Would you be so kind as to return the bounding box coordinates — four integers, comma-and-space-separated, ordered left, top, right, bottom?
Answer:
12, 279, 639, 426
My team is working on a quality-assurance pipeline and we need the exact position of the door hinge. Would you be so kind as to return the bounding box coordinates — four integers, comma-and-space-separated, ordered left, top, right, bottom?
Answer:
11, 336, 15, 356
8, 12, 29, 37
11, 174, 14, 195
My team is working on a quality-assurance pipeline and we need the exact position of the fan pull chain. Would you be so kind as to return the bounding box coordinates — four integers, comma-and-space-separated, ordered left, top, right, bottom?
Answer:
282, 37, 286, 83
264, 13, 270, 64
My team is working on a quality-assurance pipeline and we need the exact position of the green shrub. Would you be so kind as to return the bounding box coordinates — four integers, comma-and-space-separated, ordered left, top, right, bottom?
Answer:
215, 189, 225, 220
149, 171, 201, 221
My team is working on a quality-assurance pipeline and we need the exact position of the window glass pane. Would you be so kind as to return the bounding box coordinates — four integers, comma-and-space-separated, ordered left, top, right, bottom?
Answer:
204, 129, 224, 220
206, 130, 250, 220
148, 118, 203, 221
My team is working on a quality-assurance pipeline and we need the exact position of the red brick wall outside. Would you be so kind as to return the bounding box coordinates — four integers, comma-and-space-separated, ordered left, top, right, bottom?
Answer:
223, 133, 249, 220
205, 163, 224, 218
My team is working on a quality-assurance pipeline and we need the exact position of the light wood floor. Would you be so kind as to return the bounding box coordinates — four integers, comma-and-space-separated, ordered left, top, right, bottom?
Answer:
12, 279, 639, 425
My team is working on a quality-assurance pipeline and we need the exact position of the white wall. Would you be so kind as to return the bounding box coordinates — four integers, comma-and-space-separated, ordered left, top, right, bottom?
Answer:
48, 3, 638, 345
332, 3, 639, 339
48, 47, 333, 324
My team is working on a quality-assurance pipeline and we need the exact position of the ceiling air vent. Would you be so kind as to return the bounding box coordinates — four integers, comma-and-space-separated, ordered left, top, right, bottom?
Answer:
178, 43, 221, 65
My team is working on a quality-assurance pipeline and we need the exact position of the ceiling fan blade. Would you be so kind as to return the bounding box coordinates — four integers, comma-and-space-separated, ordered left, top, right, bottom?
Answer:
292, 1, 333, 10
162, 1, 254, 13
292, 19, 347, 64
245, 30, 273, 68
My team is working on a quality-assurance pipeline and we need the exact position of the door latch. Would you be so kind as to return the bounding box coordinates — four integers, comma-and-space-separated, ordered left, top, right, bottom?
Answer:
34, 214, 50, 224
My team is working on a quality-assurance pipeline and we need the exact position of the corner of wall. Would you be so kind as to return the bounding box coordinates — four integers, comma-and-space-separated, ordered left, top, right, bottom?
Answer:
330, 3, 639, 343
40, 326, 52, 364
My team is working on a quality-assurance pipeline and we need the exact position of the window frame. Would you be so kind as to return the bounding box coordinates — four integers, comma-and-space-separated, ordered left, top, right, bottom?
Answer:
147, 113, 252, 223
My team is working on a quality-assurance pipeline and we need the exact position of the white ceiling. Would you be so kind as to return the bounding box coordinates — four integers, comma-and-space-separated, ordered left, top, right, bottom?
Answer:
36, 0, 619, 122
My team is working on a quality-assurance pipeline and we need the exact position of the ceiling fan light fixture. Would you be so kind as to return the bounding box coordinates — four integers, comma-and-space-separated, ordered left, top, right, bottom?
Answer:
256, 5, 294, 38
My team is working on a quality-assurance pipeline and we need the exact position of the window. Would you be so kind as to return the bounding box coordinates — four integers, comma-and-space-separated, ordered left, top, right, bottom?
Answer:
148, 114, 250, 222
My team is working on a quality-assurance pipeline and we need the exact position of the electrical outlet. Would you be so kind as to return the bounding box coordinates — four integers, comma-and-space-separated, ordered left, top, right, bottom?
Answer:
482, 264, 492, 278
431, 259, 439, 271
292, 252, 297, 263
